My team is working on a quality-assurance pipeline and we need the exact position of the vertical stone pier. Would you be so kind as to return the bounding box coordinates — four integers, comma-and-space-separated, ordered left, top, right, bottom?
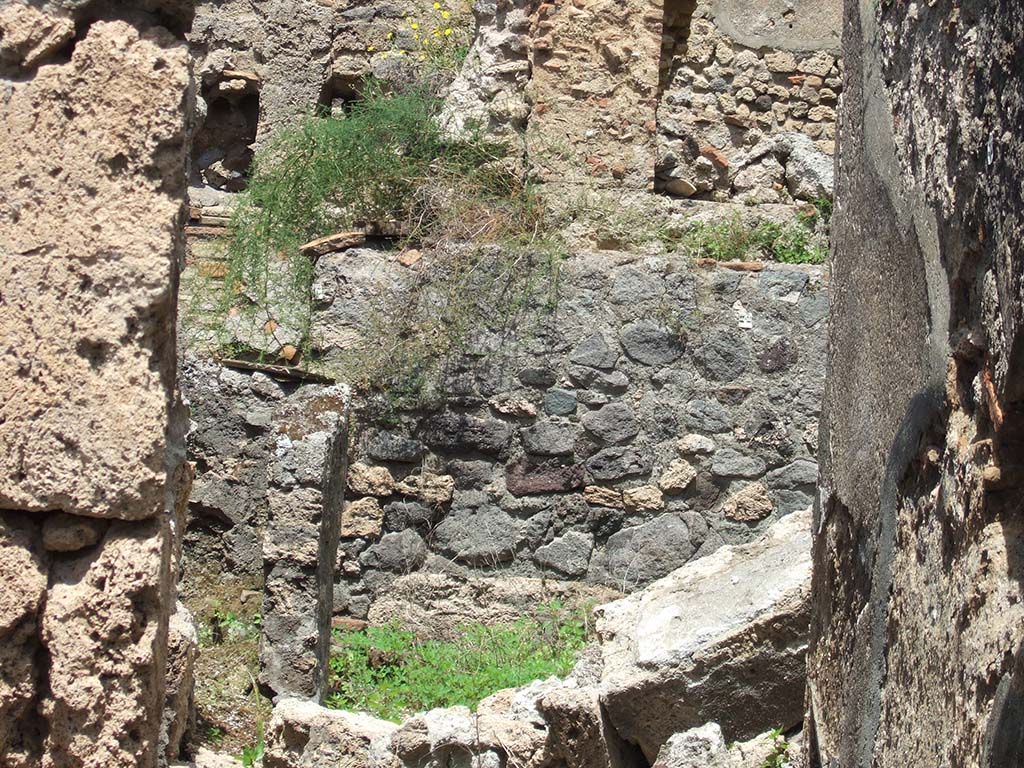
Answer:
261, 387, 349, 702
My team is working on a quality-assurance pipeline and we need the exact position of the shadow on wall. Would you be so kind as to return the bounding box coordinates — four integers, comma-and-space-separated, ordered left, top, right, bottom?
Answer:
192, 72, 260, 192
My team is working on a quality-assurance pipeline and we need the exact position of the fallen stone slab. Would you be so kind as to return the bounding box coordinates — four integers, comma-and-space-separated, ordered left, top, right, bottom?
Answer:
596, 509, 812, 762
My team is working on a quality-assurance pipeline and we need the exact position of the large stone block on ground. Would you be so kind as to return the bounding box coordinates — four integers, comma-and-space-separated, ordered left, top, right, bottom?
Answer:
0, 18, 190, 519
263, 698, 396, 768
596, 510, 811, 761
261, 388, 349, 701
366, 572, 619, 641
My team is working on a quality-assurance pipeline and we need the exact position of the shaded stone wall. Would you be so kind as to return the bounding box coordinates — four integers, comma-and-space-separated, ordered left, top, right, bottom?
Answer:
807, 0, 1024, 766
0, 1, 195, 765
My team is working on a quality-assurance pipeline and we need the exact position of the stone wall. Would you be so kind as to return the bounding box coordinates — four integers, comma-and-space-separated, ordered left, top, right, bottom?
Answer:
179, 245, 826, 621
441, 0, 843, 196
186, 0, 841, 202
0, 1, 194, 765
806, 1, 1024, 766
655, 0, 841, 202
322, 249, 825, 618
188, 0, 474, 195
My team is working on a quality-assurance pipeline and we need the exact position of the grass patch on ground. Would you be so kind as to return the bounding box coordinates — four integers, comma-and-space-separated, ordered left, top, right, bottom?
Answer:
326, 602, 589, 722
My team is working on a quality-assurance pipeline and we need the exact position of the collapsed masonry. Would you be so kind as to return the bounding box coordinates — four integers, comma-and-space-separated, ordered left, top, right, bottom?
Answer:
0, 2, 195, 766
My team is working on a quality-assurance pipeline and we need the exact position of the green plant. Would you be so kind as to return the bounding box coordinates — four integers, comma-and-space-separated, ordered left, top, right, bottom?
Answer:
239, 725, 264, 768
206, 725, 224, 745
192, 78, 561, 390
761, 728, 790, 768
682, 215, 827, 265
326, 602, 589, 722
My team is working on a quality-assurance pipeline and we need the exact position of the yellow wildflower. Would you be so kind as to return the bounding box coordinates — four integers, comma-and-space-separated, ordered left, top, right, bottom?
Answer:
441, 10, 450, 18
367, 44, 376, 51
444, 27, 452, 35
410, 21, 418, 29
433, 1, 441, 8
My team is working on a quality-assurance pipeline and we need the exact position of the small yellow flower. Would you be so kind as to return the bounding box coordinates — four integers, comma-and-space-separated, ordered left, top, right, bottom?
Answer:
387, 31, 395, 39
367, 44, 376, 51
433, 1, 441, 8
420, 53, 427, 60
410, 21, 418, 29
441, 10, 450, 18
444, 27, 452, 35
413, 32, 420, 39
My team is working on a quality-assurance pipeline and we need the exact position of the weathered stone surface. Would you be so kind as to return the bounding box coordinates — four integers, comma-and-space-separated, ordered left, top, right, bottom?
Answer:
394, 473, 456, 507
694, 330, 751, 382
0, 514, 47, 764
342, 497, 385, 539
263, 698, 396, 768
367, 572, 618, 642
506, 458, 585, 496
0, 3, 74, 70
711, 449, 766, 479
0, 19, 190, 519
366, 432, 426, 463
262, 389, 348, 701
658, 460, 697, 494
533, 532, 595, 578
581, 402, 640, 445
622, 486, 665, 513
806, 2, 1024, 766
422, 412, 514, 455
598, 510, 811, 760
432, 507, 523, 565
538, 685, 638, 768
543, 388, 578, 416
619, 322, 685, 366
42, 518, 175, 768
348, 463, 395, 497
684, 400, 733, 434
521, 420, 578, 457
570, 332, 619, 369
721, 482, 774, 522
651, 722, 780, 768
40, 512, 107, 552
586, 447, 653, 482
359, 530, 427, 574
596, 514, 695, 590
1, 6, 192, 766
